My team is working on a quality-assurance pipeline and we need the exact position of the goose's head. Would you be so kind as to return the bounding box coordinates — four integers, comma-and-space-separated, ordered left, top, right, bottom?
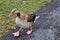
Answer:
9, 8, 20, 17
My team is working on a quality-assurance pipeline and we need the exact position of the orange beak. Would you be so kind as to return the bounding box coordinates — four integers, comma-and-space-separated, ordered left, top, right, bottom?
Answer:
9, 12, 14, 17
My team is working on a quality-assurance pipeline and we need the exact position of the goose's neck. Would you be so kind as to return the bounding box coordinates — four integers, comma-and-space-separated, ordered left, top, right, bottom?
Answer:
17, 13, 20, 18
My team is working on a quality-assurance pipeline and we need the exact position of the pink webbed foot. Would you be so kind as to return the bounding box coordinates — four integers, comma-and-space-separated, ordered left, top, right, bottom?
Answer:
26, 28, 32, 35
12, 31, 20, 37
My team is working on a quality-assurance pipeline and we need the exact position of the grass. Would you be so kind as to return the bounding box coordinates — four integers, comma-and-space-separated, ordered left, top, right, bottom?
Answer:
0, 0, 50, 36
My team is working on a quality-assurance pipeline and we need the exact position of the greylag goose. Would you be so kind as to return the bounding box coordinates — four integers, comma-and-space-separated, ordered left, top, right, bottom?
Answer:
9, 8, 36, 37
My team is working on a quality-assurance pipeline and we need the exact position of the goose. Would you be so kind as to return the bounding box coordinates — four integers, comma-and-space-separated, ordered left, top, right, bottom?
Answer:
9, 8, 36, 37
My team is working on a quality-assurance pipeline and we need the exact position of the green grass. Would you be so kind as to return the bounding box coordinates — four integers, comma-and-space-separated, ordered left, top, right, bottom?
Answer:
0, 0, 50, 36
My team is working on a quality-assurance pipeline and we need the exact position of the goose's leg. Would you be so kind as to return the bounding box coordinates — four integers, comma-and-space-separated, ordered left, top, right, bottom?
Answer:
12, 28, 21, 37
26, 27, 32, 35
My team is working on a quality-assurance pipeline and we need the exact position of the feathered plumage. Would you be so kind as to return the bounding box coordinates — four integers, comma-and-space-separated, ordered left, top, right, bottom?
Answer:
9, 8, 36, 37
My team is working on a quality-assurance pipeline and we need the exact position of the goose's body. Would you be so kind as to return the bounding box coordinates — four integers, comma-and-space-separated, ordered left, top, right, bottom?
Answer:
15, 16, 32, 28
16, 17, 29, 28
9, 8, 36, 37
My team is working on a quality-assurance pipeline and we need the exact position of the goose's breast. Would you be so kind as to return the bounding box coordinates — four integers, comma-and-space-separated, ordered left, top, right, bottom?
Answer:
15, 17, 32, 28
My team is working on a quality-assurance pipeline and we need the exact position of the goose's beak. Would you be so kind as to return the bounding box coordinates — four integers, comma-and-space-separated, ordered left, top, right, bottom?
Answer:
9, 12, 14, 17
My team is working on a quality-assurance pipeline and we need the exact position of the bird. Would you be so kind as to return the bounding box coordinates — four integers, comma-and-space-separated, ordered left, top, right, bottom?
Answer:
9, 8, 36, 37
